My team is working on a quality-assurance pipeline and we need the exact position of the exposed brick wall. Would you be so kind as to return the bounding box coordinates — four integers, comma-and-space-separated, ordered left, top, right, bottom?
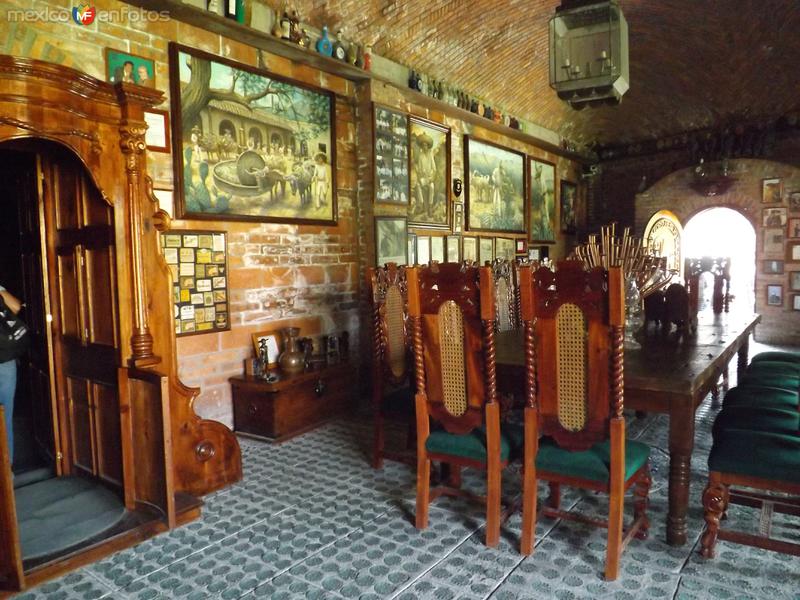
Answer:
632, 159, 800, 345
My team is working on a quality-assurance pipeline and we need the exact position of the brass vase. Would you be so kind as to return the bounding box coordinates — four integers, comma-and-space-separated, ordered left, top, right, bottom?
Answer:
278, 327, 305, 374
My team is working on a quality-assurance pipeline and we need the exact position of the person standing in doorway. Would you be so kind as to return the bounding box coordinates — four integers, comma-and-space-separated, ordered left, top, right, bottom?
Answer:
0, 284, 21, 465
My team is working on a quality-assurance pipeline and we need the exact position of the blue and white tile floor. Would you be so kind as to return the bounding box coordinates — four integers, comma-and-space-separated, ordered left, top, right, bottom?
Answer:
15, 380, 800, 598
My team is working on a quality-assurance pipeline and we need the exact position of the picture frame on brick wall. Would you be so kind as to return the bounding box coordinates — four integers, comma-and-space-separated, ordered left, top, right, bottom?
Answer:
766, 284, 783, 306
105, 48, 155, 87
446, 235, 460, 263
789, 191, 800, 212
793, 294, 800, 311
495, 237, 515, 261
763, 207, 787, 227
763, 260, 784, 275
789, 242, 800, 262
462, 236, 477, 262
430, 236, 445, 263
560, 180, 578, 234
791, 272, 800, 292
789, 218, 800, 239
144, 109, 171, 153
479, 237, 495, 263
763, 228, 785, 254
374, 105, 409, 205
762, 178, 783, 203
529, 157, 556, 243
375, 216, 408, 266
409, 117, 450, 229
169, 43, 337, 225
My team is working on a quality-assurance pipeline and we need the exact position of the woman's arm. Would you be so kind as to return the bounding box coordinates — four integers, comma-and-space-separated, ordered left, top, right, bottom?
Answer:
0, 290, 22, 315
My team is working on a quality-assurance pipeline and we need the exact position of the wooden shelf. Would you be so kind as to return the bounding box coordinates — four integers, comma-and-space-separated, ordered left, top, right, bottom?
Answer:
124, 0, 593, 163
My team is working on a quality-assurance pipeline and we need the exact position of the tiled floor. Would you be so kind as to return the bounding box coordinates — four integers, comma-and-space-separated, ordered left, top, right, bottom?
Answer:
15, 354, 800, 599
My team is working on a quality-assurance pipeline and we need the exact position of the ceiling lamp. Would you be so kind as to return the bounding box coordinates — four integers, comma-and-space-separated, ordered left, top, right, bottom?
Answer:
549, 0, 629, 109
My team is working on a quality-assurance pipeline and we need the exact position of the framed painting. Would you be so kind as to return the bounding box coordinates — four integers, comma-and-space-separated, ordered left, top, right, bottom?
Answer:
529, 157, 556, 242
251, 330, 281, 367
105, 48, 155, 87
560, 180, 577, 234
793, 295, 800, 311
789, 191, 800, 212
515, 238, 527, 254
417, 235, 431, 265
409, 117, 450, 228
374, 105, 409, 204
452, 201, 464, 233
479, 237, 495, 264
763, 228, 785, 254
375, 216, 408, 266
762, 178, 782, 204
763, 260, 784, 275
431, 236, 445, 263
446, 235, 460, 263
144, 109, 171, 153
462, 236, 477, 262
766, 284, 783, 306
495, 237, 515, 261
792, 272, 800, 291
465, 137, 525, 233
789, 218, 800, 239
789, 242, 800, 262
763, 207, 787, 227
169, 43, 336, 224
408, 232, 417, 265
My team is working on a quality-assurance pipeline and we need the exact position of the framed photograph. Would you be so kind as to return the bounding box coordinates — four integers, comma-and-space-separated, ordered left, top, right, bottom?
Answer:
763, 207, 787, 227
762, 178, 783, 203
446, 235, 460, 263
407, 232, 417, 265
479, 237, 495, 264
251, 330, 281, 367
169, 43, 336, 224
766, 284, 783, 306
374, 105, 409, 204
375, 216, 408, 266
789, 242, 800, 262
529, 158, 556, 242
452, 202, 464, 233
430, 236, 445, 263
417, 235, 431, 265
560, 180, 578, 234
789, 191, 800, 212
495, 237, 515, 261
789, 218, 800, 239
462, 236, 477, 262
529, 247, 541, 261
515, 238, 527, 254
465, 137, 525, 233
763, 260, 784, 275
105, 48, 155, 87
144, 109, 171, 153
763, 228, 785, 254
793, 294, 800, 311
791, 272, 800, 291
409, 117, 450, 228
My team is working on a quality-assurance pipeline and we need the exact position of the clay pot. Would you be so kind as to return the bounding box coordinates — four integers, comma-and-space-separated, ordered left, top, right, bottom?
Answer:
278, 327, 305, 374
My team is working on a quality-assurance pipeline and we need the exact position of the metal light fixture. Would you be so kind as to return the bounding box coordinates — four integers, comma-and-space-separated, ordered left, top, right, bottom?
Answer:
549, 0, 629, 109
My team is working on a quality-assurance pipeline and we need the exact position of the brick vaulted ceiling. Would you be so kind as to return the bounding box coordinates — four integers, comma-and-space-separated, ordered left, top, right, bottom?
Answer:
282, 0, 800, 148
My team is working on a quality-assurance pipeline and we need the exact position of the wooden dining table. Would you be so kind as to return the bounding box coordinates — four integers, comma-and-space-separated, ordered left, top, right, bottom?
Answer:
495, 311, 762, 546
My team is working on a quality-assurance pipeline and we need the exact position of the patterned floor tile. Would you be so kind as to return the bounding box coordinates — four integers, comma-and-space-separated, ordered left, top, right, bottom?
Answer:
241, 573, 343, 599
13, 571, 119, 600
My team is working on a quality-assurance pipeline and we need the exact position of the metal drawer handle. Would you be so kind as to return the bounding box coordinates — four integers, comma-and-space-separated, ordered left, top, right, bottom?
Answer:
314, 379, 326, 397
248, 403, 258, 415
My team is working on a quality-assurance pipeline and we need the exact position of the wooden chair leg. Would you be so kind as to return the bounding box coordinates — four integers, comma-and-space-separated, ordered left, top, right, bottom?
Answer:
547, 482, 561, 510
700, 474, 729, 559
634, 466, 652, 540
722, 365, 729, 392
520, 407, 538, 555
605, 418, 625, 581
447, 465, 462, 489
415, 455, 431, 530
485, 403, 502, 548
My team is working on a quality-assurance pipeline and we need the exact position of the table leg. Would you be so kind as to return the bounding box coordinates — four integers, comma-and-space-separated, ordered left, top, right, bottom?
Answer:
737, 336, 749, 381
667, 400, 695, 546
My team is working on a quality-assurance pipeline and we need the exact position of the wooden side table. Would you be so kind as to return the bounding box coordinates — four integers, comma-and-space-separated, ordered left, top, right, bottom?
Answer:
230, 360, 352, 442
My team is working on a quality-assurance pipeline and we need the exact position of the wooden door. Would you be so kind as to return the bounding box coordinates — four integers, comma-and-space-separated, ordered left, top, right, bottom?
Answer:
0, 406, 24, 591
41, 151, 122, 487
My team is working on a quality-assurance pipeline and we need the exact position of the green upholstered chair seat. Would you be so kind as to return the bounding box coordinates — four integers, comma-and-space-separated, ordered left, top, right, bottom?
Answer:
712, 406, 799, 439
738, 372, 800, 393
426, 424, 523, 462
722, 386, 799, 410
709, 430, 800, 484
382, 386, 415, 417
534, 437, 650, 483
751, 351, 800, 365
746, 361, 800, 377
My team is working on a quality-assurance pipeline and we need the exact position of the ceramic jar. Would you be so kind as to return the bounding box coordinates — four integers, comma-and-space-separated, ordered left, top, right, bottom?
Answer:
278, 327, 305, 374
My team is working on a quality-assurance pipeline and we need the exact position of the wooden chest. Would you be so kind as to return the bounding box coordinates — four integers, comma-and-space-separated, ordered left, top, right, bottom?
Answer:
230, 362, 351, 442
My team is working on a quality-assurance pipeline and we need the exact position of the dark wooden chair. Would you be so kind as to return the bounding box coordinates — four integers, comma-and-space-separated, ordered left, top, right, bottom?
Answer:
367, 263, 415, 469
685, 257, 731, 315
518, 261, 651, 580
664, 282, 696, 332
408, 262, 513, 547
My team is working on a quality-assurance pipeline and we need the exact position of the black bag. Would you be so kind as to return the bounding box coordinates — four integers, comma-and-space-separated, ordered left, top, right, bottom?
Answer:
0, 294, 29, 362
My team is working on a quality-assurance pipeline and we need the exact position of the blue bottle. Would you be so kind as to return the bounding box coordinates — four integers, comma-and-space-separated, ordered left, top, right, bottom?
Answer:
316, 26, 333, 57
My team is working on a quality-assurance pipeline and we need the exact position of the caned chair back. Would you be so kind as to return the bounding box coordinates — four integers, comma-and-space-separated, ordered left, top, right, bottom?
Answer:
408, 263, 497, 435
492, 259, 518, 332
685, 256, 731, 314
519, 261, 624, 450
368, 263, 411, 384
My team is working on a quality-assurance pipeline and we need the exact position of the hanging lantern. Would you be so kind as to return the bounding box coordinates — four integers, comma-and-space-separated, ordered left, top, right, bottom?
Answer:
549, 0, 629, 109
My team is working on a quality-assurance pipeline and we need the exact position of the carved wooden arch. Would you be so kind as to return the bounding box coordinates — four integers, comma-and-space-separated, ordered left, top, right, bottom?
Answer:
0, 55, 241, 497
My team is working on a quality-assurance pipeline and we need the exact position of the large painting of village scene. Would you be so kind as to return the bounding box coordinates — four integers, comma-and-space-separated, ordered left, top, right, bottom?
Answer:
170, 45, 336, 224
465, 138, 525, 233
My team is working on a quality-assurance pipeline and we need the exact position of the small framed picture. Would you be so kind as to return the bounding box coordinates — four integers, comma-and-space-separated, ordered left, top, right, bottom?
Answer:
431, 236, 445, 263
560, 180, 577, 234
143, 109, 171, 153
407, 232, 417, 265
452, 202, 464, 233
791, 272, 800, 291
766, 284, 783, 306
479, 237, 494, 264
789, 191, 800, 212
515, 238, 527, 254
789, 218, 800, 239
495, 237, 515, 261
793, 294, 800, 311
105, 48, 156, 87
763, 228, 785, 254
252, 331, 281, 367
789, 242, 800, 262
529, 247, 541, 261
446, 235, 460, 263
462, 236, 477, 262
375, 216, 408, 266
763, 207, 787, 227
763, 260, 784, 275
417, 235, 431, 265
762, 178, 782, 203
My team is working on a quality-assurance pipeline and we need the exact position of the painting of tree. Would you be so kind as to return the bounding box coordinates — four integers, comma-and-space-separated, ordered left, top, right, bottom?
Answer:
169, 44, 336, 224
